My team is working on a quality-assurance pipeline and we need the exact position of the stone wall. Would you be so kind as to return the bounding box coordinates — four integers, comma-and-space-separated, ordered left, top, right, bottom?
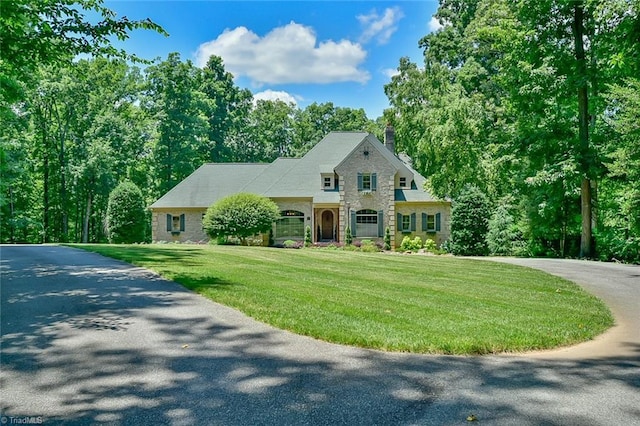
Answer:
151, 209, 208, 243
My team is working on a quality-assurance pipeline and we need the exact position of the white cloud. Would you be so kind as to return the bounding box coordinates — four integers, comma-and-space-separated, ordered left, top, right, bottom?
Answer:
428, 16, 444, 32
253, 90, 299, 106
357, 7, 404, 45
381, 68, 400, 79
195, 22, 369, 86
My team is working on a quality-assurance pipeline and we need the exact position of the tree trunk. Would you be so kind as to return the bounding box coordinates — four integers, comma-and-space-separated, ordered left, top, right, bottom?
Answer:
82, 191, 92, 243
573, 2, 592, 258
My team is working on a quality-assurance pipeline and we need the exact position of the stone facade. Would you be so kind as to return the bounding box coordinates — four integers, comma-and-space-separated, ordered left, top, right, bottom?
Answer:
151, 209, 207, 243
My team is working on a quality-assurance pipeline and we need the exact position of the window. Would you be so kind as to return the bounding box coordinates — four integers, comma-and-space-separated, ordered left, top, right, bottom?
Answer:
357, 173, 377, 192
324, 177, 332, 188
401, 215, 411, 232
422, 213, 441, 232
166, 214, 185, 233
362, 174, 371, 190
276, 210, 305, 239
399, 177, 407, 188
397, 213, 416, 233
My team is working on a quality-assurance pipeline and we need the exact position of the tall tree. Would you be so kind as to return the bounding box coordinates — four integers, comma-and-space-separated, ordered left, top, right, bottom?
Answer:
199, 55, 252, 163
144, 53, 207, 196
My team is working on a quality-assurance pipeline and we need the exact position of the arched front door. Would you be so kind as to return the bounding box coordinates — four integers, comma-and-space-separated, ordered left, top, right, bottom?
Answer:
321, 210, 334, 240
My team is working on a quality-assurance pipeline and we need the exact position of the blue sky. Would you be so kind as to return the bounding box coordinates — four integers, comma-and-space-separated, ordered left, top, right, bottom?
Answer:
104, 1, 441, 119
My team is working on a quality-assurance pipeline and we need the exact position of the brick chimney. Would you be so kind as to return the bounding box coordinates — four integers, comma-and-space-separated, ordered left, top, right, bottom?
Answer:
384, 124, 395, 154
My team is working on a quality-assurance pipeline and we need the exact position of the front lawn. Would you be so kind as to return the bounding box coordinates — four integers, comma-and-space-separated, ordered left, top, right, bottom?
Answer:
73, 244, 613, 355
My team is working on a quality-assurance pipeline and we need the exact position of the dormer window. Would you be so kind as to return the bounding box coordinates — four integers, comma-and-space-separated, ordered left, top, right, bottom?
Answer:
399, 177, 407, 188
321, 173, 335, 190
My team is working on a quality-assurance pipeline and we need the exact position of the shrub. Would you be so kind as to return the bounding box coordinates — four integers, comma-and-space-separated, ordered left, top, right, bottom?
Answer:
304, 225, 312, 247
203, 193, 279, 245
345, 226, 353, 245
423, 238, 437, 252
106, 181, 146, 244
400, 235, 423, 252
487, 205, 522, 256
360, 239, 379, 253
450, 185, 490, 256
283, 240, 301, 249
383, 226, 391, 250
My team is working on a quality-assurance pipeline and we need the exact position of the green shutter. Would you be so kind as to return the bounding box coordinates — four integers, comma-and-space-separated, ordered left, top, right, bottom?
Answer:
350, 210, 357, 236
378, 210, 384, 237
166, 214, 172, 232
421, 213, 427, 231
410, 213, 416, 231
397, 213, 402, 232
357, 173, 363, 191
180, 214, 186, 231
436, 212, 441, 232
371, 173, 377, 191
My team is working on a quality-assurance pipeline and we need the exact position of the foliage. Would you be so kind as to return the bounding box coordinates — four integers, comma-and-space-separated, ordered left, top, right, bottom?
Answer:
345, 226, 353, 245
304, 225, 312, 247
423, 238, 437, 252
400, 236, 423, 252
383, 226, 391, 250
487, 205, 520, 256
450, 185, 490, 256
203, 193, 279, 245
359, 239, 379, 253
76, 244, 614, 355
105, 181, 146, 243
0, 0, 165, 108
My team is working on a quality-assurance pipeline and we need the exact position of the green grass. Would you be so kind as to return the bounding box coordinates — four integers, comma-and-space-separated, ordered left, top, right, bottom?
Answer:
72, 244, 614, 355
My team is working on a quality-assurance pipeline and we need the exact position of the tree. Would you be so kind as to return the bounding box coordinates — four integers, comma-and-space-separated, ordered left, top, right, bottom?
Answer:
449, 185, 490, 256
0, 0, 165, 107
199, 55, 252, 163
203, 193, 279, 245
106, 181, 146, 244
144, 53, 208, 196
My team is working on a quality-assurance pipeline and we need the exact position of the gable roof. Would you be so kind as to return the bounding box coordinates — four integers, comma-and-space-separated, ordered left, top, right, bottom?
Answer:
149, 131, 442, 209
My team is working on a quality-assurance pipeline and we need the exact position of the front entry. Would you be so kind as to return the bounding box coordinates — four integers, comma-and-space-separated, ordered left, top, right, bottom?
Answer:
321, 210, 334, 240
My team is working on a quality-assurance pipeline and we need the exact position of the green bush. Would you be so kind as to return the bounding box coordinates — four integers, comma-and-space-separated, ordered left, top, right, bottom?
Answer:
106, 181, 146, 244
423, 238, 437, 252
304, 225, 312, 247
450, 185, 490, 256
345, 226, 353, 245
360, 239, 379, 253
203, 193, 279, 245
400, 235, 423, 251
383, 226, 391, 250
487, 205, 521, 256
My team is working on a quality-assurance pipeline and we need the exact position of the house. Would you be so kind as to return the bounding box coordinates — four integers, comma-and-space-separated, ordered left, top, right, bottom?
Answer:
149, 128, 451, 248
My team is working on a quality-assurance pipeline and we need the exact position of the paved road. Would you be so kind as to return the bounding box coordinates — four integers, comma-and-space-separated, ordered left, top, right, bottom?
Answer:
1, 245, 639, 425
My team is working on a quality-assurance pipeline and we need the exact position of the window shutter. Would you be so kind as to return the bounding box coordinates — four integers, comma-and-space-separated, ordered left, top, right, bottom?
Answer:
410, 213, 416, 231
166, 214, 172, 232
180, 214, 186, 232
421, 213, 427, 231
377, 210, 384, 237
371, 173, 377, 191
350, 210, 357, 236
357, 173, 363, 191
436, 213, 441, 232
396, 213, 402, 232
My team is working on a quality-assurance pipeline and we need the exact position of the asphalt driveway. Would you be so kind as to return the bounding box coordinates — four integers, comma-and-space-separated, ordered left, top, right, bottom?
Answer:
1, 245, 639, 425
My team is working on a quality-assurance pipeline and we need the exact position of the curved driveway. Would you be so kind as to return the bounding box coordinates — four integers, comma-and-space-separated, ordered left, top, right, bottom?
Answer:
1, 245, 639, 425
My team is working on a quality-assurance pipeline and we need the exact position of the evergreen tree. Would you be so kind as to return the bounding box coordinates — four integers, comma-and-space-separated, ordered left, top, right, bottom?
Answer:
106, 181, 146, 244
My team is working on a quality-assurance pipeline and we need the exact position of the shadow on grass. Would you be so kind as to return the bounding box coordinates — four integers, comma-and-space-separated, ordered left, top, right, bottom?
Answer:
2, 246, 639, 425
